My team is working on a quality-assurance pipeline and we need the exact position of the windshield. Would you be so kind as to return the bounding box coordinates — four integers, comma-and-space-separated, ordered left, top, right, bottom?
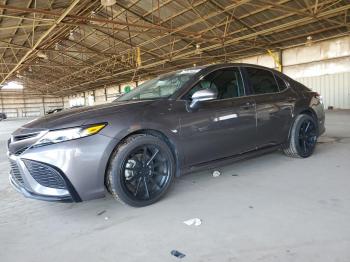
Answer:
116, 69, 201, 101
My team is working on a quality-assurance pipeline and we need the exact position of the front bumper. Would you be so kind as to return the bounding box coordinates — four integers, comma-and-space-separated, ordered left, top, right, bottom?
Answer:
8, 154, 80, 202
8, 133, 117, 202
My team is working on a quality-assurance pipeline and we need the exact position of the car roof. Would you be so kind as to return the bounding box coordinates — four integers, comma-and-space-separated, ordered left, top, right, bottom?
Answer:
159, 63, 281, 80
197, 63, 279, 72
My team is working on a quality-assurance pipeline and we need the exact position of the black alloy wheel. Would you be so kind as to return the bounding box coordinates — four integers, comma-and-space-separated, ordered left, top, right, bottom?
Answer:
298, 118, 317, 155
107, 134, 175, 207
283, 114, 318, 158
121, 145, 171, 201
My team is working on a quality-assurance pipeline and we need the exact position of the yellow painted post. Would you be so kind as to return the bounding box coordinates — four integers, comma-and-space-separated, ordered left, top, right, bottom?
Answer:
267, 49, 282, 72
135, 47, 141, 67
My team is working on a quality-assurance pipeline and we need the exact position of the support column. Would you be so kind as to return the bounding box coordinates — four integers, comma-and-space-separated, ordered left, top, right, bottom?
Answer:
0, 92, 3, 112
267, 49, 282, 72
279, 49, 283, 73
42, 97, 46, 115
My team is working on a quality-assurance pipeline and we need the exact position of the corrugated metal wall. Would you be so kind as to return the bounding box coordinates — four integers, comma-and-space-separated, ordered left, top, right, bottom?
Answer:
296, 72, 350, 109
237, 36, 350, 109
0, 92, 64, 118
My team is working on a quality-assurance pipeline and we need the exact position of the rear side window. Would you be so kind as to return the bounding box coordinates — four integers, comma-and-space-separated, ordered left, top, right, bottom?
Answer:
275, 75, 288, 91
246, 67, 279, 94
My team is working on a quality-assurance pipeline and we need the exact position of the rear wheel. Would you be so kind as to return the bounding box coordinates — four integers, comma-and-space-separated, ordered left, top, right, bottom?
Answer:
283, 114, 318, 158
106, 134, 175, 207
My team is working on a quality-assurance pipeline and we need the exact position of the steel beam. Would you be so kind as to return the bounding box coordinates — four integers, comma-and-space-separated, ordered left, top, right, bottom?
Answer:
0, 0, 81, 86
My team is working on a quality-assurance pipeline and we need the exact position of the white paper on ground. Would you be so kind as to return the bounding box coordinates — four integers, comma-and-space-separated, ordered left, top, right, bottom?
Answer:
183, 218, 202, 226
212, 170, 221, 177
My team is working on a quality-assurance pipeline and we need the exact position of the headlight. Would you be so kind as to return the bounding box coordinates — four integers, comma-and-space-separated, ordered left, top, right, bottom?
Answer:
34, 123, 106, 147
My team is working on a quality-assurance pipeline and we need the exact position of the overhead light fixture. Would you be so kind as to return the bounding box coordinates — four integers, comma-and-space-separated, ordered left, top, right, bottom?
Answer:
69, 30, 75, 40
195, 44, 202, 55
90, 11, 99, 24
306, 36, 313, 47
101, 0, 116, 7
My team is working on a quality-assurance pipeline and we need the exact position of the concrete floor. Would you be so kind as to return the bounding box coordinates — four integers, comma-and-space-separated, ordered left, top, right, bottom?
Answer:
1, 111, 350, 262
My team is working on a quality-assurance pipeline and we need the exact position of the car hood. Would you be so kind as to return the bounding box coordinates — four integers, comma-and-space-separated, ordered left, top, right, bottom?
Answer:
16, 100, 154, 134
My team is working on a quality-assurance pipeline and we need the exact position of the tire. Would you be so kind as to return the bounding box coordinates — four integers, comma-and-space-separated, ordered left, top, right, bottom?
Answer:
283, 114, 318, 158
106, 134, 175, 207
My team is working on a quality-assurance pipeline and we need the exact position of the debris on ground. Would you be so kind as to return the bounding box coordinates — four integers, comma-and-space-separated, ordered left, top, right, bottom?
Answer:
171, 250, 186, 259
212, 170, 221, 177
104, 216, 109, 220
231, 174, 239, 176
249, 206, 254, 209
97, 210, 106, 216
183, 218, 202, 226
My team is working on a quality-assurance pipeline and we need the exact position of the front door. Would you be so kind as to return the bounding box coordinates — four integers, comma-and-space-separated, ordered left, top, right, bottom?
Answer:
178, 67, 257, 166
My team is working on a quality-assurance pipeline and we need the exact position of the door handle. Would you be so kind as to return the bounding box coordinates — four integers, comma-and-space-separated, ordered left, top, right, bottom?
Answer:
240, 102, 255, 110
286, 97, 296, 102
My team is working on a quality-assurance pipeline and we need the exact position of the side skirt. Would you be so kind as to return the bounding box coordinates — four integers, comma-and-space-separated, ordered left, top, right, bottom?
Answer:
181, 144, 282, 175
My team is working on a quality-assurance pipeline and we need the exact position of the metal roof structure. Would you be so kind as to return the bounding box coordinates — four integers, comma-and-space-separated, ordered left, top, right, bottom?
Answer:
0, 0, 349, 95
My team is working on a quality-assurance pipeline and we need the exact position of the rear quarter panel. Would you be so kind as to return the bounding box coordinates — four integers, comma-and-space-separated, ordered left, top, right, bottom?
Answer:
290, 80, 325, 136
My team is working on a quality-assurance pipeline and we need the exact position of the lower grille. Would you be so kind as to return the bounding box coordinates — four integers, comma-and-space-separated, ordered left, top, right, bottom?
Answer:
9, 160, 24, 186
23, 160, 67, 189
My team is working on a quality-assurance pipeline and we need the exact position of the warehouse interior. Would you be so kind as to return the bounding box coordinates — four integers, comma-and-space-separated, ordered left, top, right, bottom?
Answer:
0, 0, 350, 261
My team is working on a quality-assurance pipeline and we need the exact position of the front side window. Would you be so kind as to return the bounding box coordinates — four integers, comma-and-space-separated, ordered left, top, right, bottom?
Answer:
184, 68, 245, 100
117, 69, 200, 101
246, 67, 279, 94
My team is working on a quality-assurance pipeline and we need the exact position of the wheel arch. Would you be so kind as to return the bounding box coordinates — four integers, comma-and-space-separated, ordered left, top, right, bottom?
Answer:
299, 108, 318, 122
127, 129, 180, 172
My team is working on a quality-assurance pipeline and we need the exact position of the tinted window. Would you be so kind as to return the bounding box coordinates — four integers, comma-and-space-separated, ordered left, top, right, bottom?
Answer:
275, 75, 288, 91
246, 68, 279, 94
184, 68, 245, 100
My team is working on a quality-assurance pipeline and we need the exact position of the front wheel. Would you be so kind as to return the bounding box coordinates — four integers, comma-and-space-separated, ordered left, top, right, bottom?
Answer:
106, 134, 175, 207
283, 114, 318, 158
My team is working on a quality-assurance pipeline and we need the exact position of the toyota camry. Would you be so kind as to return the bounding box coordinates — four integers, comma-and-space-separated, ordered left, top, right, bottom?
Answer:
7, 63, 325, 207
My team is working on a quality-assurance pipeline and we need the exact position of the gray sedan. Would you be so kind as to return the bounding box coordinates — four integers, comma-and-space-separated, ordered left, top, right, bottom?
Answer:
7, 63, 325, 206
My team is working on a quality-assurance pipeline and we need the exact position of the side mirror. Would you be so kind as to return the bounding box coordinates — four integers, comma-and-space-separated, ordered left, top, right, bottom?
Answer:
190, 89, 217, 108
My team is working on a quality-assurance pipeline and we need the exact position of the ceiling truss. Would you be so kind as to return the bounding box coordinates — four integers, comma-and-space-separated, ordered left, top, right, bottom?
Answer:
0, 0, 348, 95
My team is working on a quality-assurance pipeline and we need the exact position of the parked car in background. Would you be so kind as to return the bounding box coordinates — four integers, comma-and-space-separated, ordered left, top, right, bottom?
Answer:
46, 106, 85, 115
46, 108, 64, 115
0, 112, 7, 120
7, 63, 325, 207
70, 105, 85, 109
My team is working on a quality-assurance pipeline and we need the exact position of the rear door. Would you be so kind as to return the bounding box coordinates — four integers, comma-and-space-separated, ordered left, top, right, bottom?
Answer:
178, 67, 256, 166
243, 67, 295, 147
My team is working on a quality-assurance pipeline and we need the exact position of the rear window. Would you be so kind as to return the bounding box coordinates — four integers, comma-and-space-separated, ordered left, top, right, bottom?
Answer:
246, 67, 279, 94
